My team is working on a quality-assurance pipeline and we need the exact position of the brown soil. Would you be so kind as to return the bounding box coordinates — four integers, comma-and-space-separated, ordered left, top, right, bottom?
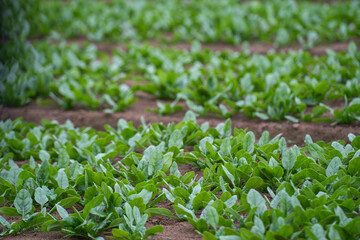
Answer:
30, 37, 360, 56
146, 199, 202, 240
1, 231, 68, 240
1, 92, 358, 147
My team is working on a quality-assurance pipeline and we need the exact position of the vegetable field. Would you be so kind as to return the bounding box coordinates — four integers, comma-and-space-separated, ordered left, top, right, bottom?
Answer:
0, 0, 360, 239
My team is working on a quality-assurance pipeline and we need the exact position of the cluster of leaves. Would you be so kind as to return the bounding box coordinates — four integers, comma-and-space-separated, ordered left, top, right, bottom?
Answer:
0, 114, 360, 239
1, 40, 360, 123
120, 42, 360, 123
2, 0, 359, 46
0, 41, 137, 111
0, 0, 41, 40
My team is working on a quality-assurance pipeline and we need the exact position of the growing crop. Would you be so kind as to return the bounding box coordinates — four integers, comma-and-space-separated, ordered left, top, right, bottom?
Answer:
2, 0, 360, 46
1, 40, 359, 124
0, 114, 359, 239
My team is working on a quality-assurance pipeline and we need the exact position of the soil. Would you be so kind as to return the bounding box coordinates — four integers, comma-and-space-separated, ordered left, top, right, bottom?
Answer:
1, 91, 359, 147
30, 37, 360, 56
2, 37, 360, 239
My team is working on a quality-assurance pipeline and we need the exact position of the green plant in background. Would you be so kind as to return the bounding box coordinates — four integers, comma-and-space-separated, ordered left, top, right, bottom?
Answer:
1, 40, 359, 123
4, 0, 358, 46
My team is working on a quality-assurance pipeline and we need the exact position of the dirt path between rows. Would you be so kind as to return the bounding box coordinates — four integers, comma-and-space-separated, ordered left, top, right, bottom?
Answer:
1, 92, 359, 147
30, 37, 360, 56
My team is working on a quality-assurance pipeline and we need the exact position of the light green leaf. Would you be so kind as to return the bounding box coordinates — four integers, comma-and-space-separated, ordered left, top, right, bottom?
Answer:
258, 131, 269, 146
183, 111, 197, 123
220, 138, 231, 157
83, 194, 104, 219
161, 152, 173, 172
221, 165, 235, 186
326, 157, 342, 177
243, 131, 255, 154
282, 148, 297, 172
328, 224, 341, 240
170, 162, 181, 178
58, 149, 70, 168
56, 204, 69, 219
36, 159, 49, 186
310, 224, 327, 240
14, 189, 33, 217
56, 169, 69, 189
207, 206, 219, 229
224, 196, 237, 208
169, 130, 183, 149
35, 187, 48, 207
247, 189, 266, 216
39, 150, 50, 162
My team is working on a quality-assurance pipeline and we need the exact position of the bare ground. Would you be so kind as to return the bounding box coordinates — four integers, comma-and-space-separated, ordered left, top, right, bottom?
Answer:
1, 91, 359, 147
30, 37, 360, 55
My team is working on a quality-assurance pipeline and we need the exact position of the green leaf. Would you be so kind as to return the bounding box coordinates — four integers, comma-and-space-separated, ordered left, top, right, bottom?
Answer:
245, 177, 264, 190
170, 162, 181, 178
243, 131, 255, 154
328, 224, 341, 240
133, 206, 141, 225
36, 159, 49, 186
0, 207, 21, 216
310, 224, 326, 240
58, 196, 80, 208
14, 189, 33, 217
58, 149, 70, 168
161, 152, 173, 172
145, 208, 177, 219
83, 194, 104, 219
56, 169, 69, 189
351, 136, 360, 149
282, 148, 297, 172
258, 131, 269, 146
184, 111, 197, 123
222, 119, 232, 137
39, 150, 50, 162
128, 189, 153, 205
182, 171, 195, 185
220, 138, 231, 157
56, 204, 69, 219
169, 130, 183, 149
112, 228, 130, 238
326, 157, 342, 177
193, 191, 211, 211
203, 231, 220, 240
224, 196, 237, 208
207, 206, 219, 229
0, 215, 10, 229
145, 225, 164, 237
35, 187, 48, 207
348, 157, 360, 176
221, 165, 235, 186
247, 189, 266, 216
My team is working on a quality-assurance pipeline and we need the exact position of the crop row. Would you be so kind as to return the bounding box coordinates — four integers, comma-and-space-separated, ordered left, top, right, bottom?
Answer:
2, 0, 360, 46
1, 40, 360, 124
0, 114, 359, 239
